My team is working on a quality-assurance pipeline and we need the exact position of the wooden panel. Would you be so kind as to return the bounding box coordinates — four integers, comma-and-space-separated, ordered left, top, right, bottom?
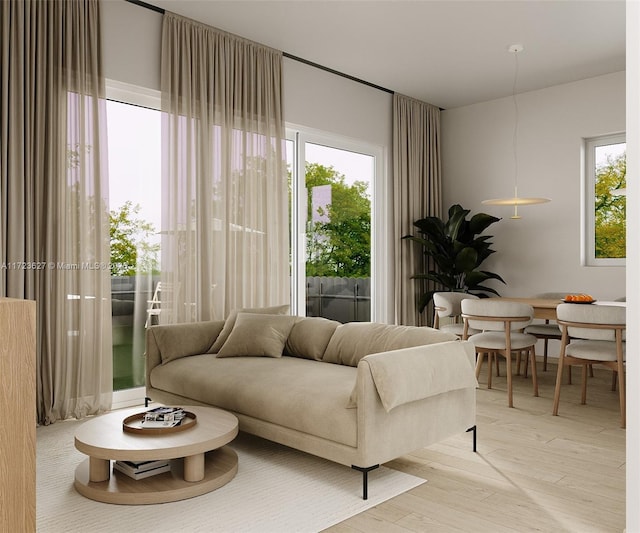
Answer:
0, 297, 36, 532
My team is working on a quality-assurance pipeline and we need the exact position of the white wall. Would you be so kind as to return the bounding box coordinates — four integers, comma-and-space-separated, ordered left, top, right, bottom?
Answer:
102, 1, 162, 89
101, 1, 394, 145
442, 72, 626, 300
100, 0, 394, 322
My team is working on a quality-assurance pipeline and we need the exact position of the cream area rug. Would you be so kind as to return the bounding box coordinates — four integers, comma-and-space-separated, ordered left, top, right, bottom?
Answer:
37, 418, 426, 532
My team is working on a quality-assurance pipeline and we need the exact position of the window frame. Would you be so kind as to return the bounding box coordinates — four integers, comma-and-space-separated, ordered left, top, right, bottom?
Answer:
582, 132, 626, 267
286, 124, 388, 322
106, 79, 161, 408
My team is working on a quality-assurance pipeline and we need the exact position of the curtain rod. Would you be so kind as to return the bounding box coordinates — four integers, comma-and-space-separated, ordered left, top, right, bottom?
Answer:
124, 0, 395, 95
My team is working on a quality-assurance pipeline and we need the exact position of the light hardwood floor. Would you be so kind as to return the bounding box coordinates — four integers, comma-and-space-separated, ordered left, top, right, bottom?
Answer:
328, 359, 626, 532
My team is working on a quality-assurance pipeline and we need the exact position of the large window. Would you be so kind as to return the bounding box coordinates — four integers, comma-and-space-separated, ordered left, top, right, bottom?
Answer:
287, 127, 386, 322
583, 133, 626, 266
106, 81, 161, 405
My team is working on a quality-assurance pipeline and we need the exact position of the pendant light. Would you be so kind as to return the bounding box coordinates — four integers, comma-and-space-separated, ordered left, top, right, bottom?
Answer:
482, 44, 551, 219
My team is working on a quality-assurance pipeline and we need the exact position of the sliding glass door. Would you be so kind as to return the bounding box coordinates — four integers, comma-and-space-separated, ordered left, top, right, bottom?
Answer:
106, 82, 161, 404
287, 128, 385, 322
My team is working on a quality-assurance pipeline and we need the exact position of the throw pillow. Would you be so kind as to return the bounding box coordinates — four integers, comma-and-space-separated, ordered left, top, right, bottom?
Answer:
323, 322, 457, 367
209, 304, 290, 353
216, 313, 296, 358
153, 321, 225, 364
284, 316, 341, 361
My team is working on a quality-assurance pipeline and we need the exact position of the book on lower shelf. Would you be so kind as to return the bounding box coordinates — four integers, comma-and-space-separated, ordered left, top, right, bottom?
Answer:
113, 460, 171, 480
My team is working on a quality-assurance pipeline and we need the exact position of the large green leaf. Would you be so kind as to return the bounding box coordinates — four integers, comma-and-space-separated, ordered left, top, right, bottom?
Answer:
479, 270, 506, 284
470, 285, 501, 296
445, 208, 469, 240
412, 272, 457, 287
448, 204, 467, 219
402, 235, 438, 256
468, 213, 501, 235
464, 270, 506, 288
454, 246, 478, 273
413, 217, 445, 239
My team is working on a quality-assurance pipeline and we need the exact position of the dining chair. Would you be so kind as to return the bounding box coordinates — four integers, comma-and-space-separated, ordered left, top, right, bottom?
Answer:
523, 292, 565, 372
432, 292, 479, 338
552, 303, 626, 428
462, 299, 538, 408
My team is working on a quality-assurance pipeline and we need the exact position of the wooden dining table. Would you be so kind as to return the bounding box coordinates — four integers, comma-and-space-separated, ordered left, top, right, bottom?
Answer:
493, 297, 625, 320
492, 297, 563, 320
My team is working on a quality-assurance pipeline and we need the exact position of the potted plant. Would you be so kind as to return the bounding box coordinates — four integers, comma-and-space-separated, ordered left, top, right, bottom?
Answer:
403, 204, 505, 312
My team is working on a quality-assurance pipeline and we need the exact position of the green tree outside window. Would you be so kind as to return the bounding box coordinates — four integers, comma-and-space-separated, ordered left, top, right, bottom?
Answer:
595, 150, 626, 259
304, 163, 371, 278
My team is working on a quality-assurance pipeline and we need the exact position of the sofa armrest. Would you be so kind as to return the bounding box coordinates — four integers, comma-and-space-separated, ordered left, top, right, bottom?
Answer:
145, 326, 163, 389
352, 340, 477, 467
361, 340, 477, 412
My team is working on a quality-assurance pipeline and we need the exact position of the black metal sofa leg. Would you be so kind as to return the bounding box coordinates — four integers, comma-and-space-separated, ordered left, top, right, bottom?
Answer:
351, 464, 380, 500
466, 425, 477, 452
352, 427, 476, 500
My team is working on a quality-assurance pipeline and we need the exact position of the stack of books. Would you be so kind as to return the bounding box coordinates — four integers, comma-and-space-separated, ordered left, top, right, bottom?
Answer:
141, 406, 186, 429
113, 459, 170, 480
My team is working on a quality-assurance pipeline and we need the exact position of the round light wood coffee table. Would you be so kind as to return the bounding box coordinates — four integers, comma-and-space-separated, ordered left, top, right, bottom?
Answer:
74, 405, 238, 504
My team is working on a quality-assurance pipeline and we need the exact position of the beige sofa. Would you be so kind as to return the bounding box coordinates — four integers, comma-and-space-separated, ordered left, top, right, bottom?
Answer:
145, 309, 478, 498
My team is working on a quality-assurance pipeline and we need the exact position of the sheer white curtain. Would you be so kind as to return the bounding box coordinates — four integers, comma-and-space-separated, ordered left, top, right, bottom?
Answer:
160, 13, 289, 323
393, 94, 442, 326
0, 0, 112, 423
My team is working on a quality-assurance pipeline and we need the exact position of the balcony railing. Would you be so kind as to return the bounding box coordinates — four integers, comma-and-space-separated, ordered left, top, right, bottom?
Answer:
306, 276, 370, 323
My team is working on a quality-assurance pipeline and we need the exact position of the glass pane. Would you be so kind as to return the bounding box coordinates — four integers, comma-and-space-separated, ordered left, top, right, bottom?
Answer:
107, 100, 161, 391
304, 142, 372, 322
594, 142, 626, 259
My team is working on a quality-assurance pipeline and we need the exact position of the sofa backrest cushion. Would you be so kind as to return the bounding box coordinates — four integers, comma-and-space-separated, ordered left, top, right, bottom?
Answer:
209, 304, 290, 353
155, 320, 225, 364
284, 316, 341, 361
322, 322, 457, 367
216, 313, 297, 358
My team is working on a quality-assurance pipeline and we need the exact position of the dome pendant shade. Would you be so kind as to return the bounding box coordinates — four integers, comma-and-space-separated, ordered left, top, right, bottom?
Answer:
481, 197, 552, 206
482, 187, 551, 219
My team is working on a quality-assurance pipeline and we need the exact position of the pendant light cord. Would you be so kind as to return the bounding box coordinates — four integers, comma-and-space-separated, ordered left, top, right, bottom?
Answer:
512, 50, 519, 198
480, 44, 550, 213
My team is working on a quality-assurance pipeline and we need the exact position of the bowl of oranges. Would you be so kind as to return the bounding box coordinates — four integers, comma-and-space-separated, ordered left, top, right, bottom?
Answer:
562, 294, 596, 304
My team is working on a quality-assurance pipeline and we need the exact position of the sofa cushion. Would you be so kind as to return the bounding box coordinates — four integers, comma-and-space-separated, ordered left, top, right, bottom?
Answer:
217, 313, 296, 358
153, 321, 225, 364
149, 355, 357, 446
284, 316, 341, 361
209, 304, 290, 353
323, 322, 457, 367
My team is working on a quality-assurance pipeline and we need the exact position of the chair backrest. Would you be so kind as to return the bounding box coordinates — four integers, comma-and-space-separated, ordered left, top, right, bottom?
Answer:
461, 299, 533, 332
556, 303, 626, 341
433, 292, 478, 318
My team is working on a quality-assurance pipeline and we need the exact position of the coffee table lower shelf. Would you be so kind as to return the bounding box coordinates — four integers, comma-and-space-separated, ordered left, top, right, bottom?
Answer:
74, 446, 238, 505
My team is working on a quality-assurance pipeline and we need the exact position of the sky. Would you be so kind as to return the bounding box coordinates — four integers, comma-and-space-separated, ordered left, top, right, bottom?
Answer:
304, 142, 373, 188
106, 100, 162, 236
596, 141, 626, 167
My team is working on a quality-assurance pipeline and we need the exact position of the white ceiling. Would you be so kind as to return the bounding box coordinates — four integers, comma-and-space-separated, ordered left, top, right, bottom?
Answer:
146, 0, 626, 109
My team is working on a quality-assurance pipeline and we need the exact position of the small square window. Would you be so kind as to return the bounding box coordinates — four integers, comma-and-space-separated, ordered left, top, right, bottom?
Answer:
583, 134, 626, 266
